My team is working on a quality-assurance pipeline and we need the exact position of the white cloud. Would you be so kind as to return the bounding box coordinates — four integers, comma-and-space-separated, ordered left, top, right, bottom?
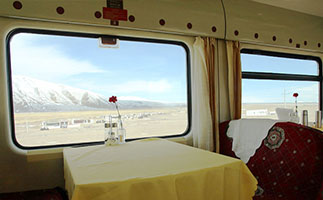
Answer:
242, 95, 267, 103
110, 79, 172, 93
288, 84, 318, 102
118, 96, 151, 101
243, 83, 318, 103
10, 33, 105, 80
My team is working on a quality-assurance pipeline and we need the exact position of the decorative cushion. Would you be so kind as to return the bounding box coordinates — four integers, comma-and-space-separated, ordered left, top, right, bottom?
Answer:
219, 121, 323, 200
264, 126, 285, 150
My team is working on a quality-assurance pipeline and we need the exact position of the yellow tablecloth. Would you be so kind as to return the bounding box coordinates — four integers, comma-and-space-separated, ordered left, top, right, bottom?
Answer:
64, 138, 257, 200
311, 126, 323, 132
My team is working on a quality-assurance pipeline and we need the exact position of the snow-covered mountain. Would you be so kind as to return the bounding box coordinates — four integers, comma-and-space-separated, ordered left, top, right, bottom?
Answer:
12, 75, 184, 113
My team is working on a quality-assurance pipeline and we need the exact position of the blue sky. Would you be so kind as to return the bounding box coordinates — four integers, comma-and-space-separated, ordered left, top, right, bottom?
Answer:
10, 33, 319, 104
241, 54, 318, 75
10, 33, 187, 103
241, 54, 319, 103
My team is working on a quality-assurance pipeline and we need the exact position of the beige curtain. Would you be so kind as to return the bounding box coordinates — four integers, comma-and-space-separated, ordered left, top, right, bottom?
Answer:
192, 38, 242, 152
192, 37, 214, 151
226, 41, 242, 120
202, 37, 219, 153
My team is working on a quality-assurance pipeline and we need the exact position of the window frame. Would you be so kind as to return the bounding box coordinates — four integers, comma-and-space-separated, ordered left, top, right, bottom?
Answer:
6, 28, 192, 150
241, 48, 323, 111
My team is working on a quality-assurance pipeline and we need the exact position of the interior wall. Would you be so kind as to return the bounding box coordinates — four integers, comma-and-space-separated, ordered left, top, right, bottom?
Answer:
0, 0, 226, 39
0, 0, 322, 193
0, 0, 322, 53
224, 0, 323, 53
241, 42, 323, 60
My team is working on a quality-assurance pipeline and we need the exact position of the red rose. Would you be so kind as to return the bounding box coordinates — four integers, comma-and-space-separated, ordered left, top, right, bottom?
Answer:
108, 96, 121, 117
109, 96, 117, 103
293, 93, 298, 97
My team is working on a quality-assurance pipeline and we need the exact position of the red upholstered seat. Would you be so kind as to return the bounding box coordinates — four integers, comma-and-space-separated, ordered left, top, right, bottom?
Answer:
219, 121, 323, 200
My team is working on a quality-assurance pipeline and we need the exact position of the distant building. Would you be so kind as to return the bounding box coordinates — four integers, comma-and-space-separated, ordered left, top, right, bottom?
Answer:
246, 109, 268, 117
40, 121, 68, 130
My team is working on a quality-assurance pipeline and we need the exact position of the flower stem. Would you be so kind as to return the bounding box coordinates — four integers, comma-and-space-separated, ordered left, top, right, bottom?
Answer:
115, 103, 123, 129
115, 103, 121, 117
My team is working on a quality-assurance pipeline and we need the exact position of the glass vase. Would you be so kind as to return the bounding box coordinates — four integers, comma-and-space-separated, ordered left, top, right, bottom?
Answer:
104, 115, 118, 145
117, 116, 126, 144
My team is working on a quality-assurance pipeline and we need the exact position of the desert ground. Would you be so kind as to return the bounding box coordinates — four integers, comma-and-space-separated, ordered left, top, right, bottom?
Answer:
242, 102, 319, 123
14, 107, 188, 147
14, 103, 319, 147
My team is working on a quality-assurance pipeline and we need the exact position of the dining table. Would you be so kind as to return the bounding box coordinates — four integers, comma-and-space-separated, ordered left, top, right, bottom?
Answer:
64, 138, 257, 200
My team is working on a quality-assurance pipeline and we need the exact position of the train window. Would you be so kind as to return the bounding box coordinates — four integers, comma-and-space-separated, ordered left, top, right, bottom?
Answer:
8, 30, 190, 149
241, 49, 322, 124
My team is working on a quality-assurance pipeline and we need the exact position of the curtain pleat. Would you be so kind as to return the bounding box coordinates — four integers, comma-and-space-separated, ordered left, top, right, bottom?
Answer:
202, 37, 219, 153
226, 41, 242, 120
192, 37, 214, 151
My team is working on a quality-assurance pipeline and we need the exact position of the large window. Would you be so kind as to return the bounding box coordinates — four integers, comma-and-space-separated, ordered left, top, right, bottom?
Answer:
241, 49, 322, 124
8, 29, 190, 149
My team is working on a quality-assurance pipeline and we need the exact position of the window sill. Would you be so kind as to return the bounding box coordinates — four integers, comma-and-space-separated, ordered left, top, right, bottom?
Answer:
27, 137, 189, 162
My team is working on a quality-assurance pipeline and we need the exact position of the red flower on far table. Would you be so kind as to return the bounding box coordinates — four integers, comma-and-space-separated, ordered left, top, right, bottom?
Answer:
109, 96, 121, 117
109, 96, 117, 103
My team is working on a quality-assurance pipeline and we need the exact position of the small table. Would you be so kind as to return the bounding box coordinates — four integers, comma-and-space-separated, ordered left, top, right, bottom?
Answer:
64, 138, 257, 200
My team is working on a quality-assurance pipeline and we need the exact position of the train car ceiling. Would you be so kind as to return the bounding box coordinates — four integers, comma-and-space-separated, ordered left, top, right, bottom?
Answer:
252, 0, 323, 17
0, 0, 322, 52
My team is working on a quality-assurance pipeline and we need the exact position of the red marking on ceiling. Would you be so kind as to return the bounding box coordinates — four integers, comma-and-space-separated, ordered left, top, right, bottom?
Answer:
103, 7, 128, 21
254, 33, 259, 39
128, 15, 135, 22
56, 7, 64, 15
13, 1, 22, 10
95, 11, 102, 19
159, 19, 165, 26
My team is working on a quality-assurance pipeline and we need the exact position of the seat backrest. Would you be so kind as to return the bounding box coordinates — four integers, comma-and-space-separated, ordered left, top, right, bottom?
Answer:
219, 121, 323, 199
